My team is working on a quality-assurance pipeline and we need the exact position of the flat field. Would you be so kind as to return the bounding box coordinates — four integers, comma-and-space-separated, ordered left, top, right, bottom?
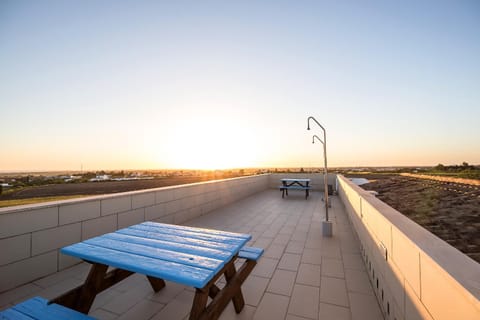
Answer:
0, 175, 241, 205
355, 174, 480, 263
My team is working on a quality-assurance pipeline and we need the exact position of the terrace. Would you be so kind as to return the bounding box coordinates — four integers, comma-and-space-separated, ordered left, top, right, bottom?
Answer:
0, 174, 479, 319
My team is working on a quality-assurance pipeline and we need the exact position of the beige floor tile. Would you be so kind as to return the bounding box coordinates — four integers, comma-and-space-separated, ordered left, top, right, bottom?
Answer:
342, 253, 365, 271
89, 308, 118, 320
302, 248, 322, 265
251, 257, 279, 278
102, 285, 152, 315
242, 275, 270, 307
116, 299, 165, 320
150, 290, 194, 320
344, 269, 374, 295
219, 303, 256, 320
263, 243, 286, 259
296, 263, 321, 287
288, 284, 320, 319
149, 281, 188, 304
322, 258, 345, 279
285, 240, 305, 254
0, 283, 42, 306
320, 277, 349, 307
349, 292, 383, 320
267, 269, 296, 296
253, 292, 290, 320
286, 315, 311, 320
319, 302, 351, 320
278, 253, 302, 271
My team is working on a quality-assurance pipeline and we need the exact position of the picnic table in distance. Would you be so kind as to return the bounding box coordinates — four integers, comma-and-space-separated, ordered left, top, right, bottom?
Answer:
51, 221, 263, 320
280, 178, 311, 199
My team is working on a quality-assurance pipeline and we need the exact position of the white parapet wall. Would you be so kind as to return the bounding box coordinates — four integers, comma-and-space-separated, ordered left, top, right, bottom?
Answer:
337, 175, 480, 320
0, 174, 269, 292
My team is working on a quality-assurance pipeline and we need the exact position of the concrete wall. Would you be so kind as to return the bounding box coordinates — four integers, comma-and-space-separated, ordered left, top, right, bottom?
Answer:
268, 173, 337, 191
337, 175, 480, 320
0, 174, 269, 292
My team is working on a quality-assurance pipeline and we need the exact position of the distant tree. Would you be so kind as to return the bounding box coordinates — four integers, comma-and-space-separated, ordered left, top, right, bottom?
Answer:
435, 164, 445, 171
462, 162, 469, 167
300, 167, 304, 172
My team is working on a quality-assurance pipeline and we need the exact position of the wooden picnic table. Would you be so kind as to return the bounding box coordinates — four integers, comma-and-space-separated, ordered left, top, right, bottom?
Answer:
52, 222, 261, 320
280, 178, 311, 199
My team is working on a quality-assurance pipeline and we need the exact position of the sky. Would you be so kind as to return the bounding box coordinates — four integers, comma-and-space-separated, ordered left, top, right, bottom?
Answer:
1, 0, 479, 171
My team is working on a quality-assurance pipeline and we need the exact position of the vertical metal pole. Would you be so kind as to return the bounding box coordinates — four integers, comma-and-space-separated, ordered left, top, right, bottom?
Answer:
307, 116, 329, 222
323, 129, 329, 221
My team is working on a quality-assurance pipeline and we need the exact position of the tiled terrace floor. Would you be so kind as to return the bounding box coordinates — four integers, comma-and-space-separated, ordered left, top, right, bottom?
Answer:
0, 190, 384, 320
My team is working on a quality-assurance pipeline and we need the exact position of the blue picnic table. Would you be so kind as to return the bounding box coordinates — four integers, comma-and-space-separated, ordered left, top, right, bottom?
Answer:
50, 221, 263, 320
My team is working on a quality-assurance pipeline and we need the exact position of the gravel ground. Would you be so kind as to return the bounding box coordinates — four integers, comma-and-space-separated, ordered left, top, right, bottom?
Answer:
356, 174, 480, 263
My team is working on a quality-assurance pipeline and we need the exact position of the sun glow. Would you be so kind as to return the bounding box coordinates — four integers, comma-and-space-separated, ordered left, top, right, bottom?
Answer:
158, 116, 259, 170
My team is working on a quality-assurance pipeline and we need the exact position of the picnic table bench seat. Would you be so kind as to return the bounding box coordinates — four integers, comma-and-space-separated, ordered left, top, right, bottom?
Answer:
238, 246, 264, 261
0, 297, 95, 320
279, 185, 311, 199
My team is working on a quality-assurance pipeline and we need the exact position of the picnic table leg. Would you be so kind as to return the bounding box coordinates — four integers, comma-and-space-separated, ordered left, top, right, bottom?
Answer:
188, 258, 257, 320
190, 289, 209, 320
52, 263, 108, 314
147, 276, 166, 292
224, 262, 245, 313
51, 265, 134, 314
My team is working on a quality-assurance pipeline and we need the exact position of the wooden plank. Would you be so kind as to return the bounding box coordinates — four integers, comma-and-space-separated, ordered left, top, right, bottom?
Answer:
116, 228, 240, 253
238, 247, 264, 261
128, 224, 250, 246
61, 243, 216, 288
84, 237, 225, 272
147, 276, 166, 292
281, 178, 311, 182
102, 232, 233, 260
8, 297, 94, 320
142, 222, 251, 240
0, 308, 34, 320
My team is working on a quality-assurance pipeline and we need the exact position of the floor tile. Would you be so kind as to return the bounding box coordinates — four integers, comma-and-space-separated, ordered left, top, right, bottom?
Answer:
320, 277, 349, 307
278, 253, 302, 271
322, 258, 345, 279
296, 263, 321, 287
253, 292, 289, 320
288, 284, 320, 319
319, 302, 351, 320
266, 269, 296, 296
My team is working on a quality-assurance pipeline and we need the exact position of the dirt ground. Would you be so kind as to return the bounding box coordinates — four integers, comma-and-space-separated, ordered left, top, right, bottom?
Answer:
0, 175, 241, 200
354, 174, 480, 263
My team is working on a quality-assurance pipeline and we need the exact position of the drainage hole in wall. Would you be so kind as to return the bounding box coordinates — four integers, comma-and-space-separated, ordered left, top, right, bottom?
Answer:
387, 302, 390, 315
381, 289, 384, 300
376, 278, 379, 289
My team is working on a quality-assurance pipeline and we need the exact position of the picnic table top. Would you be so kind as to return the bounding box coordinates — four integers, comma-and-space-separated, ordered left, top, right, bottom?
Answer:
281, 178, 311, 182
61, 222, 251, 289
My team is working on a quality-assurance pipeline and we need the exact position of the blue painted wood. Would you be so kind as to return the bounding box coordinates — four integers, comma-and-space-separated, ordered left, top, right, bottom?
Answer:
102, 232, 233, 260
0, 309, 33, 320
61, 222, 256, 288
116, 228, 239, 253
84, 237, 224, 272
238, 247, 264, 261
128, 224, 250, 246
0, 297, 95, 320
62, 243, 217, 288
142, 222, 251, 240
